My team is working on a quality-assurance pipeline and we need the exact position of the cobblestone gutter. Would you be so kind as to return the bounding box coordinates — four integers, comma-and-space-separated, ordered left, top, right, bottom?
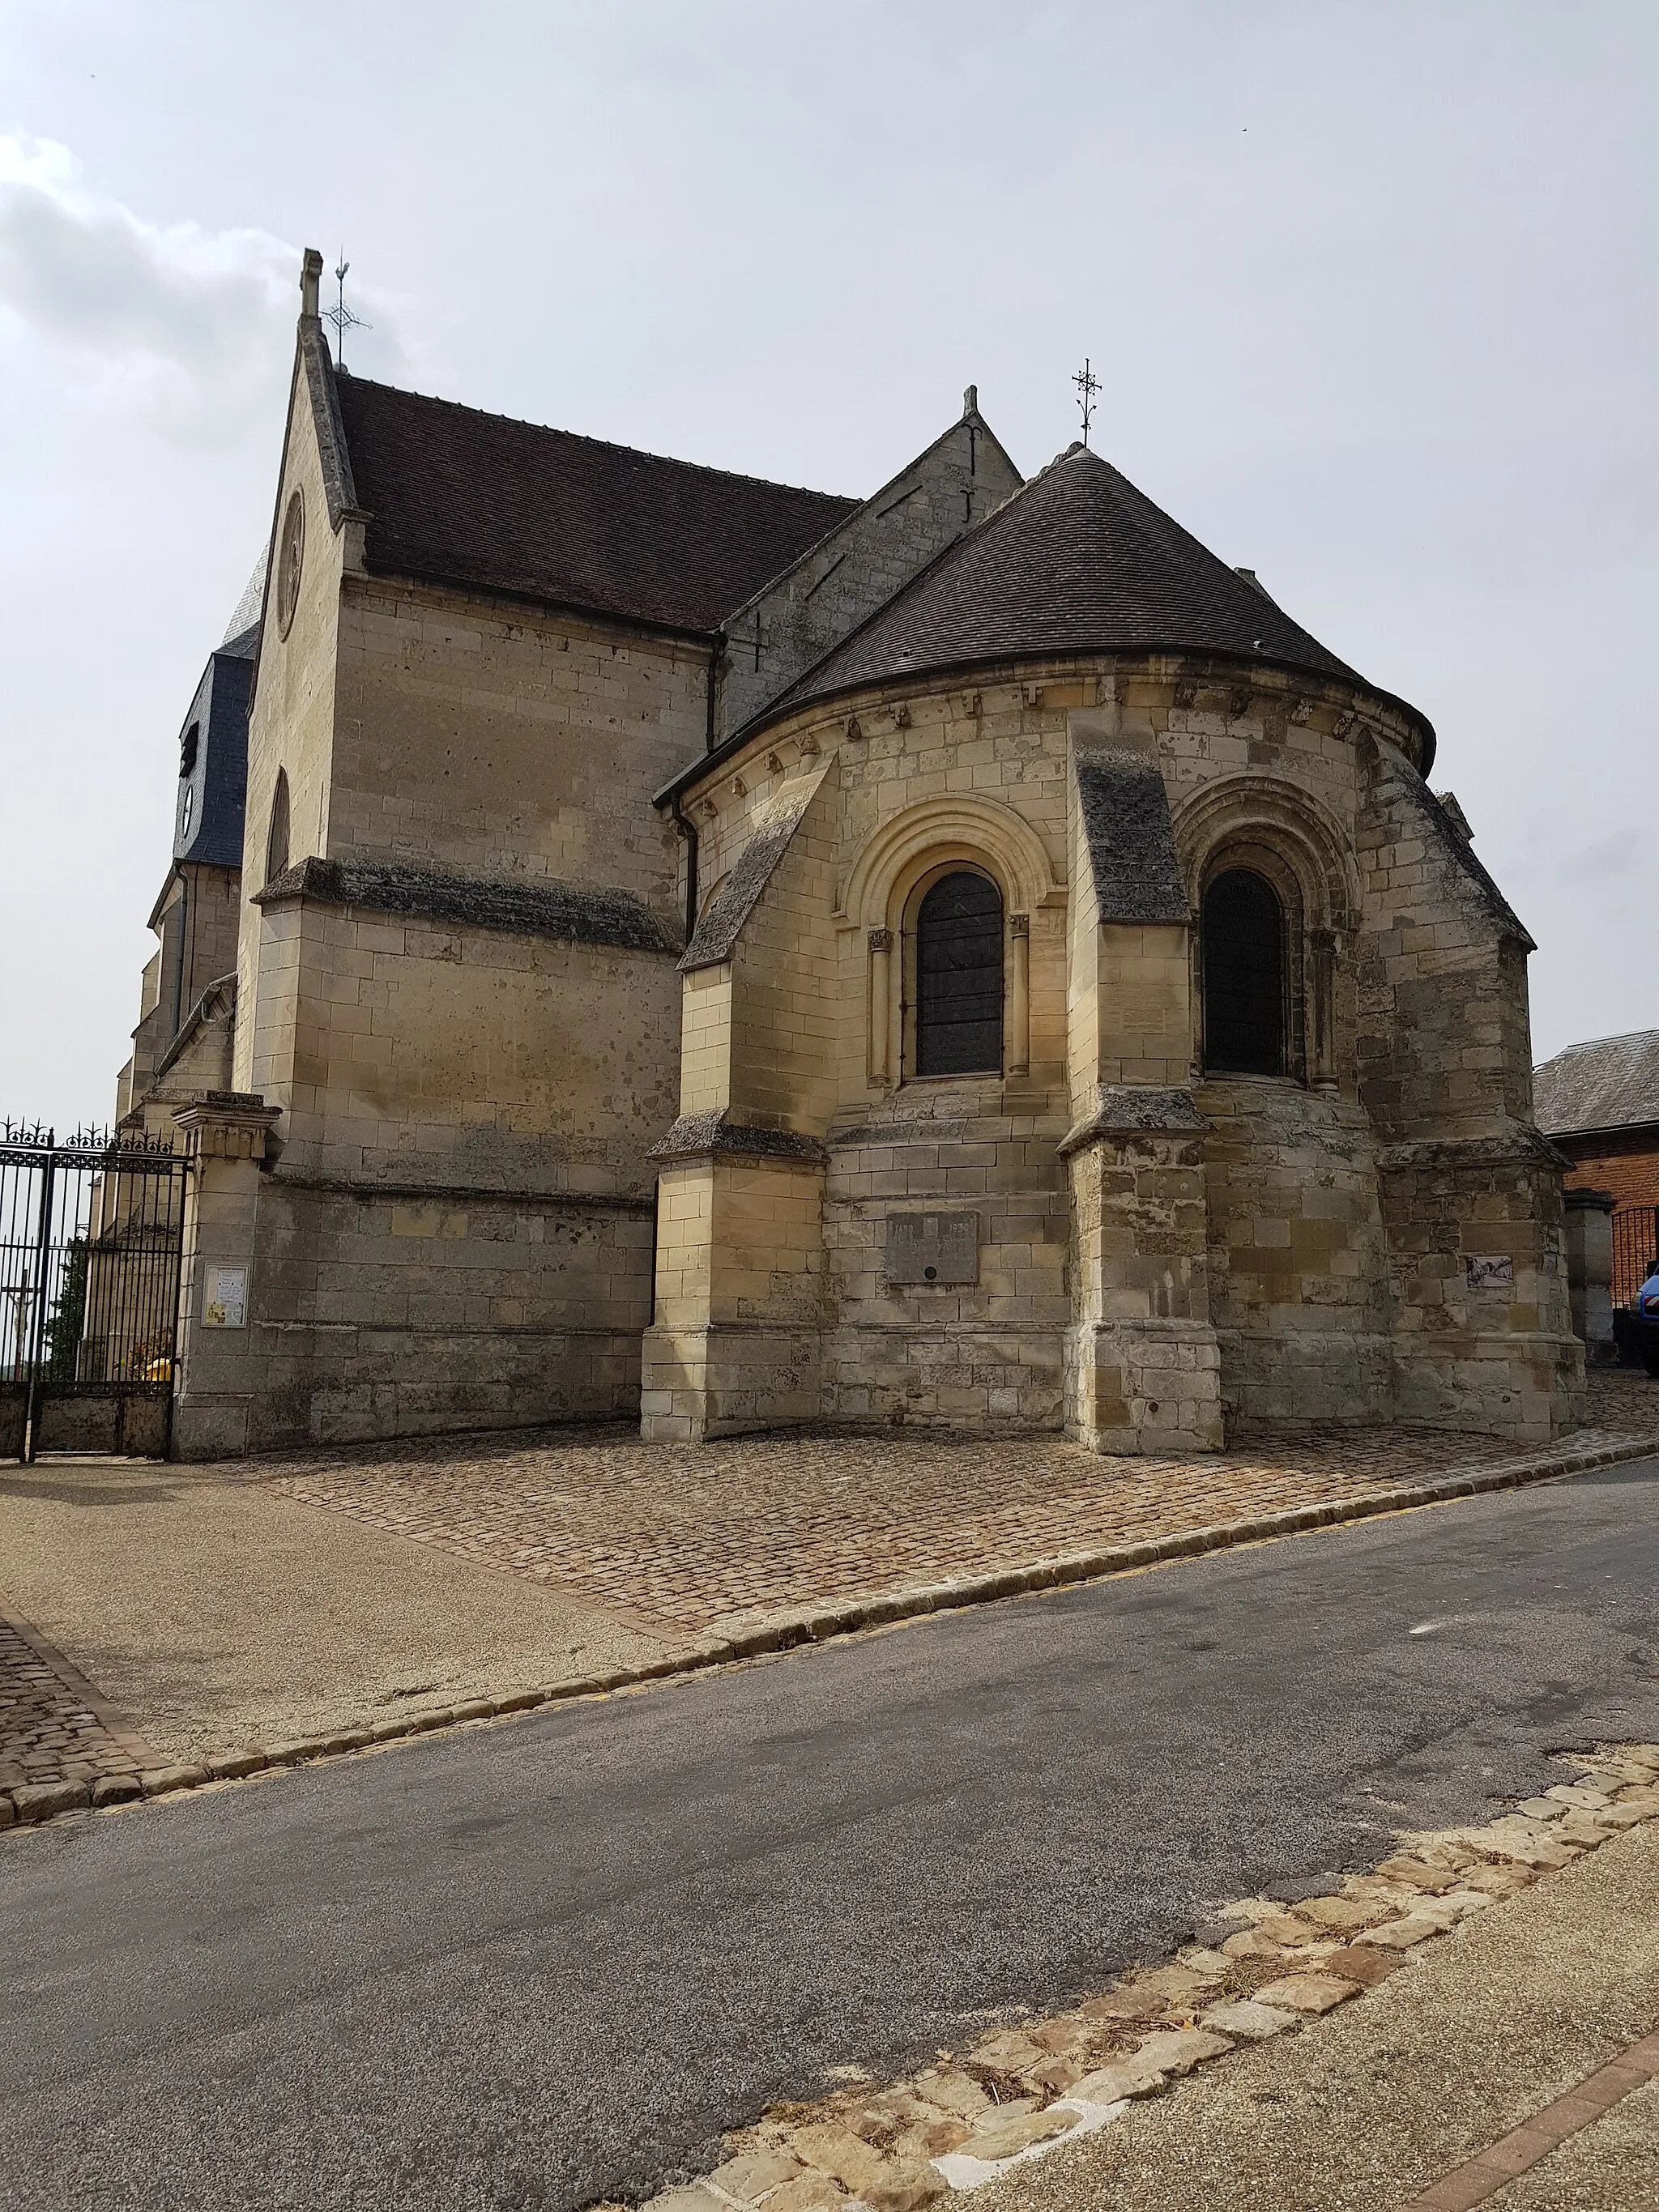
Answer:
625, 1742, 1659, 2212
2, 1417, 1656, 1833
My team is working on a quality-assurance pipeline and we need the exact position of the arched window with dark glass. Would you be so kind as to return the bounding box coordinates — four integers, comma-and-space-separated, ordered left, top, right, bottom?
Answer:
915, 870, 1004, 1076
1202, 867, 1285, 1076
265, 768, 291, 888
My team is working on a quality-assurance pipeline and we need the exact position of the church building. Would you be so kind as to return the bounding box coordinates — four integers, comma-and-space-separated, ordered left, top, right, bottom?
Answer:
125, 250, 1584, 1456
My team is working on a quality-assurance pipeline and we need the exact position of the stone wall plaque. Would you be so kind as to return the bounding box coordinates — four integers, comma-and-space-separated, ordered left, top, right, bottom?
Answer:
1465, 1254, 1515, 1291
885, 1212, 979, 1286
203, 1264, 248, 1328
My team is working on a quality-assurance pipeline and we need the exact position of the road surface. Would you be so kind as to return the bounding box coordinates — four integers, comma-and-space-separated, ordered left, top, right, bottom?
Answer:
3, 1458, 1657, 2210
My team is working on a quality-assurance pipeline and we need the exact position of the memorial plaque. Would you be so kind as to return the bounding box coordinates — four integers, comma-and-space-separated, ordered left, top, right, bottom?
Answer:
1465, 1253, 1515, 1291
203, 1264, 248, 1328
885, 1212, 979, 1286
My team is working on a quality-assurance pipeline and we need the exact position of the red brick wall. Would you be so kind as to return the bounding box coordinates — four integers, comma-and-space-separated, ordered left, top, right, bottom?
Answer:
1556, 1127, 1659, 1212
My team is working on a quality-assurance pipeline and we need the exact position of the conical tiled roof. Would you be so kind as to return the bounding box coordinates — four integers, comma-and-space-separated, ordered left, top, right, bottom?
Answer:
763, 445, 1374, 718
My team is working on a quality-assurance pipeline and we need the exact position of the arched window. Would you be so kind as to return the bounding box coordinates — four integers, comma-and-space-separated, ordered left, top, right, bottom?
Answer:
265, 768, 291, 888
1202, 867, 1285, 1076
915, 869, 1004, 1076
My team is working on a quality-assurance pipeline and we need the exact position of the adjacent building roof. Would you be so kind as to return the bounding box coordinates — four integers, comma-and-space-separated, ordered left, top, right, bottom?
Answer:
332, 374, 859, 634
762, 444, 1386, 722
1533, 1029, 1659, 1139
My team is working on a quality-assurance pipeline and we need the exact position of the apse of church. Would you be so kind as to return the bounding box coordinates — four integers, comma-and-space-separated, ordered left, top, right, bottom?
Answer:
133, 249, 1583, 1457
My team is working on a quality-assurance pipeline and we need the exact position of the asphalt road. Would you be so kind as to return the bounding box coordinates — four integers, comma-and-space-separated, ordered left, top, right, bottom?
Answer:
4, 1460, 1658, 2212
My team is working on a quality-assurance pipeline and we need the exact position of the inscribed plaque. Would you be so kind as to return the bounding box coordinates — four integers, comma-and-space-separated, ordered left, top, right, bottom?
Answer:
885, 1212, 979, 1286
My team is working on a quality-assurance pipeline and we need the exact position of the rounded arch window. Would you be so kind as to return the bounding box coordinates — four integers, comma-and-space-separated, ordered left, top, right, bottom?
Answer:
1202, 867, 1285, 1076
915, 868, 1004, 1076
265, 768, 291, 888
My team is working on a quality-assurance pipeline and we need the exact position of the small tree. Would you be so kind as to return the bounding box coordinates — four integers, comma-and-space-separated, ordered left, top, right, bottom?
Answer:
42, 1237, 89, 1383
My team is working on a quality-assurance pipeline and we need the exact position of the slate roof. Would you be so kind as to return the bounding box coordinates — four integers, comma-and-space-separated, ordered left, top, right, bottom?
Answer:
1533, 1029, 1659, 1139
1073, 749, 1189, 925
332, 375, 858, 634
764, 444, 1381, 720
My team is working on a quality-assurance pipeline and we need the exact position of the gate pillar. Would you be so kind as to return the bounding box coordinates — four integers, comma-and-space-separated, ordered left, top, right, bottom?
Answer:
1563, 1188, 1616, 1366
170, 1091, 280, 1461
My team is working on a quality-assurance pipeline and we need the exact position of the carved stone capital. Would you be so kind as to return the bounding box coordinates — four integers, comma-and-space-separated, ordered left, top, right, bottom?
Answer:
171, 1091, 281, 1162
868, 927, 893, 953
1009, 912, 1030, 938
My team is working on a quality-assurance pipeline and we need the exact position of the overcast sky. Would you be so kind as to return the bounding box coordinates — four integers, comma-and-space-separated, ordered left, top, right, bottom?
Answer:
2, 1, 1654, 1132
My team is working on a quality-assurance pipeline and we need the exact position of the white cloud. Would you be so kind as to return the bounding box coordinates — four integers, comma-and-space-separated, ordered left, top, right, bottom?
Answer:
0, 133, 300, 428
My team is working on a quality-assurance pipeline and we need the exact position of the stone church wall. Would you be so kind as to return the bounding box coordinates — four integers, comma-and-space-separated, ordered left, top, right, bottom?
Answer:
1198, 1083, 1393, 1430
327, 576, 705, 915
235, 347, 348, 1093
652, 651, 1581, 1448
201, 366, 710, 1449
177, 904, 673, 1453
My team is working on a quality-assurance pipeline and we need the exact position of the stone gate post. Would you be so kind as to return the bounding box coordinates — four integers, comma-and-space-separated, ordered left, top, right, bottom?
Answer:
1563, 1187, 1616, 1366
169, 1090, 281, 1460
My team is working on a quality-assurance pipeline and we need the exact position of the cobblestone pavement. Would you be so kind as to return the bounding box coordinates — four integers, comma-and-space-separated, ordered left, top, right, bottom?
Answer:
4, 1373, 1653, 1812
271, 1370, 1659, 1640
0, 1608, 156, 1809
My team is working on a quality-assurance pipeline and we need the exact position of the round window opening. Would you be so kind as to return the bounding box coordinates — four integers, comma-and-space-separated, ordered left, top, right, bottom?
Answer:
275, 490, 305, 637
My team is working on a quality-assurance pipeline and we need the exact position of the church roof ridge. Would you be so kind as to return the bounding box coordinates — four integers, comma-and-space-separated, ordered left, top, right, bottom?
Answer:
331, 373, 860, 637
335, 371, 859, 509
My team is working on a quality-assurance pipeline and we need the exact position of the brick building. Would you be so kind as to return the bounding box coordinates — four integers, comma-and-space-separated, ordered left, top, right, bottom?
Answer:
1534, 1029, 1659, 1306
118, 249, 1585, 1455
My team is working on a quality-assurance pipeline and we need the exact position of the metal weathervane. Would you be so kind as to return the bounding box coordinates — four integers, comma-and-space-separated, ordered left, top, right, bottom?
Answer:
324, 254, 370, 369
1073, 357, 1100, 447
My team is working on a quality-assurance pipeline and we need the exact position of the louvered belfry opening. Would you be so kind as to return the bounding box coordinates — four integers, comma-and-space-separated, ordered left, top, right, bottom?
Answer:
1203, 867, 1286, 1076
915, 870, 1004, 1076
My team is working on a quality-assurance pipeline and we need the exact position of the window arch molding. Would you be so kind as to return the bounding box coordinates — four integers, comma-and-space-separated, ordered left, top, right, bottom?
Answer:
836, 791, 1060, 938
837, 795, 1059, 1090
1172, 775, 1358, 1089
1171, 774, 1358, 934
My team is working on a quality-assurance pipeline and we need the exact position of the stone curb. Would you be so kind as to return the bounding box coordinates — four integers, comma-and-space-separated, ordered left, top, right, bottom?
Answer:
636, 1743, 1659, 2212
3, 1426, 1656, 1835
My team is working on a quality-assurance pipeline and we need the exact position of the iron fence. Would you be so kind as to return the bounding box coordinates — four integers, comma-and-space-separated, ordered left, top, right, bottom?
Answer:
1, 1119, 190, 1462
1611, 1205, 1659, 1312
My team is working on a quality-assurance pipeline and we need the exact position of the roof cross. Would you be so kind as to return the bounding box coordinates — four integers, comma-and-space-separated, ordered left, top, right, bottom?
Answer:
324, 253, 370, 369
1073, 356, 1100, 447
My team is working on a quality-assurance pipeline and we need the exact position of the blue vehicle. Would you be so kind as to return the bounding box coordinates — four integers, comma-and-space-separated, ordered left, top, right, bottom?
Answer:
1621, 1263, 1659, 1377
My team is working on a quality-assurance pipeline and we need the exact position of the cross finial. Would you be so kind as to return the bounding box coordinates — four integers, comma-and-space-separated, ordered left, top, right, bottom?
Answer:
1073, 356, 1100, 447
323, 251, 371, 370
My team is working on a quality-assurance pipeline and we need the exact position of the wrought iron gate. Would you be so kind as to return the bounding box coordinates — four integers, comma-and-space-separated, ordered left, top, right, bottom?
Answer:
1612, 1205, 1659, 1311
1, 1122, 190, 1463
